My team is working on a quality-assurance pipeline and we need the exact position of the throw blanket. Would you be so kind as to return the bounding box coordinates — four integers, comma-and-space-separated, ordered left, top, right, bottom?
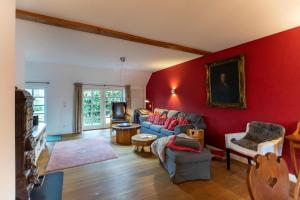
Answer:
151, 133, 192, 161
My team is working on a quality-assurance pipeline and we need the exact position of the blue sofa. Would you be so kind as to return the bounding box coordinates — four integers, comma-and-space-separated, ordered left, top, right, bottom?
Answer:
139, 108, 206, 137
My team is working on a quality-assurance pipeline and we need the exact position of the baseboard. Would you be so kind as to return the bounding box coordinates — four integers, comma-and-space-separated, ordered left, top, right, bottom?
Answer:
47, 131, 77, 136
206, 144, 297, 183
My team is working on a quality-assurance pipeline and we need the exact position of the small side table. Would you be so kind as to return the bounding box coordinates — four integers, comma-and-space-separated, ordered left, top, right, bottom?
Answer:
131, 134, 157, 153
187, 129, 204, 146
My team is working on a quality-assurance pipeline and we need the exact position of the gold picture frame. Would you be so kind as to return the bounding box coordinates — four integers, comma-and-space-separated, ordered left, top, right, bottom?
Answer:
206, 55, 246, 109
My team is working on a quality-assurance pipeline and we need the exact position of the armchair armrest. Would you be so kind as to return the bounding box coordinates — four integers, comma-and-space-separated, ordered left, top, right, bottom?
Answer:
173, 124, 194, 135
257, 137, 283, 156
225, 132, 247, 148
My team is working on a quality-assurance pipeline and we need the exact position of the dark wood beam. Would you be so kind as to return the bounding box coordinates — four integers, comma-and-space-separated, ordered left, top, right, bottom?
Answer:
16, 9, 212, 55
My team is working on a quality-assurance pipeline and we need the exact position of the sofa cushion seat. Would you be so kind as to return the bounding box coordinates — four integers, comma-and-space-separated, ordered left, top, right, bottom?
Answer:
150, 124, 163, 132
141, 121, 152, 128
165, 148, 211, 164
160, 128, 174, 136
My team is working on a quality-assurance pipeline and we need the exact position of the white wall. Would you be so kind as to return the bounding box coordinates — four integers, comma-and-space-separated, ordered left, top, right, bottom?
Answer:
0, 1, 15, 199
15, 42, 25, 89
26, 61, 151, 134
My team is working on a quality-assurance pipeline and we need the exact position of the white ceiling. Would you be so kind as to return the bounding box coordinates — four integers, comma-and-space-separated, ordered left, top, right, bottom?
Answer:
16, 19, 198, 71
16, 0, 300, 71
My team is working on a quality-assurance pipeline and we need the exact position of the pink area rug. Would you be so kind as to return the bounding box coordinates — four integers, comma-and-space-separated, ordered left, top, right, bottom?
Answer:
46, 138, 117, 172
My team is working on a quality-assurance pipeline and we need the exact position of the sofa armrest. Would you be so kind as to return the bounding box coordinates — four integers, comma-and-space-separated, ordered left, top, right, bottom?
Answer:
225, 132, 247, 148
173, 124, 194, 135
257, 137, 283, 156
139, 115, 148, 124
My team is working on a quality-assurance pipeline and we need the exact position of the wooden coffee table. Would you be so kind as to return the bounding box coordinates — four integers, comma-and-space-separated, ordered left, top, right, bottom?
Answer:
112, 123, 141, 145
131, 134, 158, 152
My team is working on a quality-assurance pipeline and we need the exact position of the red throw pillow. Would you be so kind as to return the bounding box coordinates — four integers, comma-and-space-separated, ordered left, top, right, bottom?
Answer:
153, 114, 161, 125
167, 136, 203, 153
167, 119, 179, 131
147, 113, 155, 123
163, 117, 174, 129
157, 114, 167, 125
177, 117, 189, 125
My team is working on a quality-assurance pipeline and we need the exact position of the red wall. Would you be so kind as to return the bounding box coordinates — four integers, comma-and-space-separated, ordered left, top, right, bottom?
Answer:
146, 26, 300, 173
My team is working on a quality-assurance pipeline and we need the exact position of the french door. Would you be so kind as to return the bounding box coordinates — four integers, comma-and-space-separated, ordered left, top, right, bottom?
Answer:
82, 86, 124, 130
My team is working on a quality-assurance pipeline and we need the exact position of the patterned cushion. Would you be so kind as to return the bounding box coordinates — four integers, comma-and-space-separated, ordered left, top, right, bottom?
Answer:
167, 119, 179, 131
163, 117, 174, 129
178, 117, 189, 125
147, 113, 155, 123
156, 114, 167, 125
153, 114, 161, 124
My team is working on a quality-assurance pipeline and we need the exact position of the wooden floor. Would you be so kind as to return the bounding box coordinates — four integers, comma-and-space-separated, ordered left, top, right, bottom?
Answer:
37, 129, 284, 200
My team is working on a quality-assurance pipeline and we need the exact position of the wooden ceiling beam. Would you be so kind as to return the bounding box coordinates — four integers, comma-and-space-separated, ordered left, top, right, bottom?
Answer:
16, 9, 212, 56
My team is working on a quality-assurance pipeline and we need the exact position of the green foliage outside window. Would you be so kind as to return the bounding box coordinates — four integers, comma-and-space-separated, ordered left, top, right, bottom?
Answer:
82, 89, 123, 127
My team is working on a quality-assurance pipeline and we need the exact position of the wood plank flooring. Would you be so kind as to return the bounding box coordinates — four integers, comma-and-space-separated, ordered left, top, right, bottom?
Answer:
37, 129, 282, 200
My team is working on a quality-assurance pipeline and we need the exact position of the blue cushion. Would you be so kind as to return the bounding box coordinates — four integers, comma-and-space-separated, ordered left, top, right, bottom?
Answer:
173, 124, 194, 135
186, 113, 202, 123
141, 121, 152, 128
150, 124, 162, 132
160, 128, 174, 136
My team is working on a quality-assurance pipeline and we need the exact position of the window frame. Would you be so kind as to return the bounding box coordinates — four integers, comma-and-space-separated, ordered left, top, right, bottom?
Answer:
25, 83, 48, 124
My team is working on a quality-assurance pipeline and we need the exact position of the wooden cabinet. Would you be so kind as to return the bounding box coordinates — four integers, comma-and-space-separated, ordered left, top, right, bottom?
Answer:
187, 129, 205, 146
32, 123, 47, 164
15, 89, 40, 200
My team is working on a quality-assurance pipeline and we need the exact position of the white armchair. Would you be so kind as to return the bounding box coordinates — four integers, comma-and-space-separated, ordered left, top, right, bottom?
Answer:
225, 121, 285, 170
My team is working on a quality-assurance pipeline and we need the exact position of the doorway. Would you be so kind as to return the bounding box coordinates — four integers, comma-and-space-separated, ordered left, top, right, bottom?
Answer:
82, 86, 124, 130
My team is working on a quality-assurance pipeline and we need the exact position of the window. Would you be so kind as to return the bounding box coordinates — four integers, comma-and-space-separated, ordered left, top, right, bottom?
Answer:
25, 84, 48, 123
82, 86, 124, 130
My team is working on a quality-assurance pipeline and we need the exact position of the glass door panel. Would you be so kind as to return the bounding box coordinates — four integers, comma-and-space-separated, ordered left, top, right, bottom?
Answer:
83, 89, 102, 130
104, 89, 123, 126
82, 87, 124, 130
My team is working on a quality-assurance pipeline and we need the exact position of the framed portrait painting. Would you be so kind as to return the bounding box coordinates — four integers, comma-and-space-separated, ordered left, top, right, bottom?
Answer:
206, 55, 246, 109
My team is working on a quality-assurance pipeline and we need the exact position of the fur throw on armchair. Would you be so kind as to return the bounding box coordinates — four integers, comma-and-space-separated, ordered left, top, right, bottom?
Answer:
231, 121, 285, 151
